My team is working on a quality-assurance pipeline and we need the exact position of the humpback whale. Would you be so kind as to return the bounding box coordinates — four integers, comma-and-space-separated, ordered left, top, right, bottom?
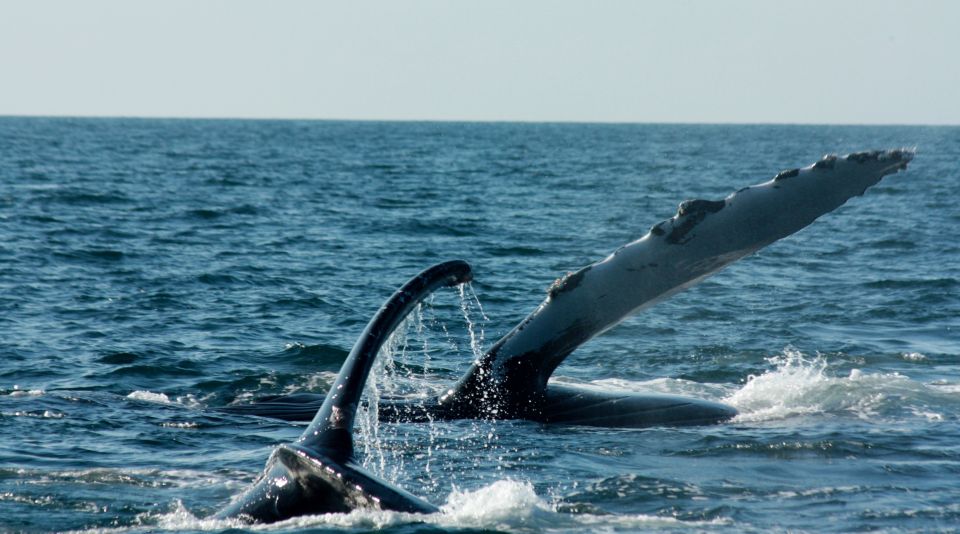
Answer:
214, 260, 472, 522
223, 149, 913, 428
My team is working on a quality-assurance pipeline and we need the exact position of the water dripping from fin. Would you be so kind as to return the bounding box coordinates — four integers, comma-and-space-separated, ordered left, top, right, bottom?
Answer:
355, 283, 509, 489
457, 283, 507, 469
459, 282, 489, 363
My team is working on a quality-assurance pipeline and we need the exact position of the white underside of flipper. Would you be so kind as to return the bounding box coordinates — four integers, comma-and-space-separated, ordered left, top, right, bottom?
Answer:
449, 149, 914, 409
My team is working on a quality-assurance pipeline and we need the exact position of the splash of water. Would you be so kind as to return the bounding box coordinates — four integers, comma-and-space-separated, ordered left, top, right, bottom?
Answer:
355, 305, 413, 483
726, 348, 952, 423
457, 283, 512, 475
140, 479, 723, 533
440, 479, 552, 527
459, 282, 488, 359
354, 283, 513, 490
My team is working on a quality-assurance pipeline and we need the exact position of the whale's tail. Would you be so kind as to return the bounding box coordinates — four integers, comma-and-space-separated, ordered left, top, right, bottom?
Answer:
215, 261, 472, 523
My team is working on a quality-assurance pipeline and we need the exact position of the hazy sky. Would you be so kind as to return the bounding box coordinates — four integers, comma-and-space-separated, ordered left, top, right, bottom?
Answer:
1, 0, 957, 124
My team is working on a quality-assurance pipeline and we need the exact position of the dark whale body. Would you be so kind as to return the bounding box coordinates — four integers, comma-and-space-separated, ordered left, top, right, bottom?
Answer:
224, 386, 737, 427
222, 149, 913, 430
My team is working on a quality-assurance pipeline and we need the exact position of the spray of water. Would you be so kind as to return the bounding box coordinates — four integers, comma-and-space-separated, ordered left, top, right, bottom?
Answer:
725, 348, 951, 423
457, 283, 512, 474
352, 282, 516, 492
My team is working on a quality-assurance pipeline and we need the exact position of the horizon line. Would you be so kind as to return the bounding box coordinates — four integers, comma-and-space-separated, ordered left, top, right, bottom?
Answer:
1, 112, 956, 128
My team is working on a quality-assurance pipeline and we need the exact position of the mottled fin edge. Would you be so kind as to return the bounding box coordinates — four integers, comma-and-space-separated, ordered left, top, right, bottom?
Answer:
440, 148, 916, 420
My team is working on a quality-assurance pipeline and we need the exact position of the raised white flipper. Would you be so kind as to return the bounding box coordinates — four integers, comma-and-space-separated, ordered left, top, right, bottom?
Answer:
441, 149, 913, 420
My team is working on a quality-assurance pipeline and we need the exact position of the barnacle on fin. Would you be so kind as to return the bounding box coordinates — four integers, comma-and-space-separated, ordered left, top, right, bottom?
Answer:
548, 266, 591, 298
667, 199, 725, 245
813, 155, 837, 170
774, 168, 799, 181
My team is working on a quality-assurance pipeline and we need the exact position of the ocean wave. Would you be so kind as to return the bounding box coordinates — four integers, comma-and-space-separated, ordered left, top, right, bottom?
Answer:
110, 480, 729, 533
5, 467, 245, 491
6, 386, 45, 397
279, 342, 349, 365
862, 277, 958, 289
726, 349, 957, 423
35, 189, 133, 206
126, 390, 173, 404
1, 409, 64, 418
553, 349, 960, 426
52, 248, 126, 263
125, 390, 206, 409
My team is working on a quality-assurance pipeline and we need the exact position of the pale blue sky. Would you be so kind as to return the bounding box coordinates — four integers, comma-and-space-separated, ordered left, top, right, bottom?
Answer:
1, 0, 957, 124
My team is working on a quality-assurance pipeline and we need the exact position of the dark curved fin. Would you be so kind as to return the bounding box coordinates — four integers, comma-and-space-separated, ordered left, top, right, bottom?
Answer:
296, 260, 473, 458
214, 261, 470, 522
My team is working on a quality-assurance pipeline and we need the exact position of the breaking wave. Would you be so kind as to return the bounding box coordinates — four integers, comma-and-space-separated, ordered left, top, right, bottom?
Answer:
558, 348, 959, 426
726, 349, 958, 423
85, 479, 726, 533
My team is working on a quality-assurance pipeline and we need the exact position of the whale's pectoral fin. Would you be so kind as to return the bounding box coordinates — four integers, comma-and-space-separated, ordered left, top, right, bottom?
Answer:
214, 261, 472, 523
436, 149, 913, 425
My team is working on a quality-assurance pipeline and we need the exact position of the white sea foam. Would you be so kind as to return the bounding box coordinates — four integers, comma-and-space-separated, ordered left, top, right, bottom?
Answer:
124, 390, 207, 409
725, 349, 946, 423
440, 479, 552, 526
555, 350, 956, 425
909, 408, 944, 421
135, 479, 727, 533
15, 466, 251, 515
126, 390, 172, 404
280, 371, 338, 395
929, 382, 960, 394
8, 385, 45, 397
2, 410, 65, 418
160, 421, 199, 429
173, 393, 208, 409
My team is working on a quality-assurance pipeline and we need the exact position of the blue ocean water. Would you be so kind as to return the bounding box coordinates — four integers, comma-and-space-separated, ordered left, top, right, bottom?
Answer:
0, 117, 958, 533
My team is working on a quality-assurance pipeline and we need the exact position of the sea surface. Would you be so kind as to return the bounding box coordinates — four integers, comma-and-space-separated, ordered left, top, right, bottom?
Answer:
0, 118, 958, 533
